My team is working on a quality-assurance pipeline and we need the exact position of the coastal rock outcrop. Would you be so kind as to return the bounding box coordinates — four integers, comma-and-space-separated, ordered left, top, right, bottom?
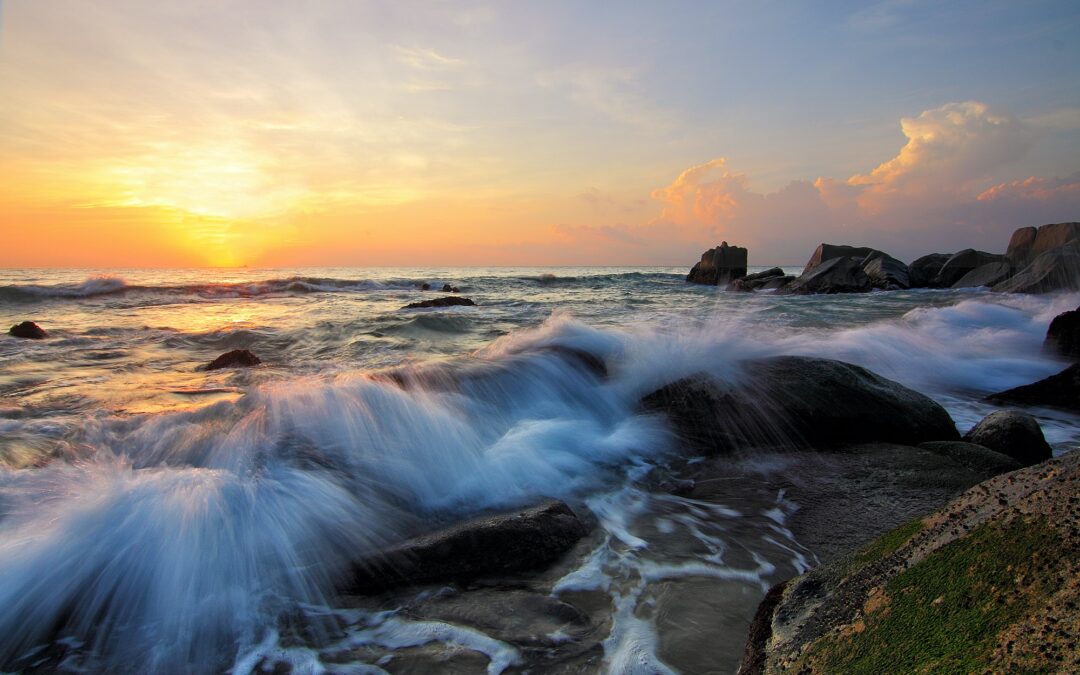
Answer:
1005, 221, 1080, 268
985, 364, 1080, 413
731, 267, 789, 292
802, 244, 877, 275
993, 240, 1080, 294
739, 450, 1080, 674
1045, 306, 1080, 358
403, 296, 476, 309
932, 249, 1007, 288
345, 499, 589, 593
782, 256, 871, 295
642, 355, 959, 454
687, 242, 748, 286
951, 260, 1013, 288
8, 321, 48, 339
861, 251, 910, 289
962, 409, 1053, 467
204, 349, 261, 370
907, 253, 951, 288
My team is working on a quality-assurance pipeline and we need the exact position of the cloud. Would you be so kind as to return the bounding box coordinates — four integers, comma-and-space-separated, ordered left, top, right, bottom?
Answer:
393, 46, 465, 70
563, 101, 1077, 264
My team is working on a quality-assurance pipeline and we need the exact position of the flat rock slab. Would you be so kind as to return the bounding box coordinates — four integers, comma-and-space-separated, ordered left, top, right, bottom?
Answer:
403, 296, 476, 309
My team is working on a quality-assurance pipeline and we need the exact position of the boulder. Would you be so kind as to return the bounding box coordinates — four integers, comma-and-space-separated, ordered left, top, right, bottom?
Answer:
783, 256, 871, 295
687, 242, 748, 286
962, 410, 1052, 467
1044, 306, 1080, 359
731, 267, 786, 292
1005, 222, 1080, 267
403, 296, 476, 309
907, 253, 951, 288
992, 241, 1080, 294
951, 260, 1013, 288
985, 364, 1080, 412
641, 355, 959, 454
802, 243, 877, 275
761, 275, 796, 290
861, 251, 909, 289
204, 349, 261, 370
8, 321, 48, 339
441, 283, 460, 293
932, 249, 1007, 288
346, 500, 589, 593
916, 440, 1022, 475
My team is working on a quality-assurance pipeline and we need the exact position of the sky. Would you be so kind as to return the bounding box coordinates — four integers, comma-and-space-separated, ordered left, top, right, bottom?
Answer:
1, 0, 1079, 267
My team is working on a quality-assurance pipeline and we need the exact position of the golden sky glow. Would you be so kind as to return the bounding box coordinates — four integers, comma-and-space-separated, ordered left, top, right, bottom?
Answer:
1, 2, 1079, 267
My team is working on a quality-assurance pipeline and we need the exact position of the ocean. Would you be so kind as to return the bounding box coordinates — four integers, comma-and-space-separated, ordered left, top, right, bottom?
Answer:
1, 266, 1078, 673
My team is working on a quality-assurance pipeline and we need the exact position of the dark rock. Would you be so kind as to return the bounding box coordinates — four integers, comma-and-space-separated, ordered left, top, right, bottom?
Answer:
907, 253, 951, 288
962, 409, 1053, 467
731, 267, 785, 292
951, 260, 1013, 288
916, 441, 1023, 476
1044, 306, 1080, 359
985, 364, 1080, 412
739, 580, 789, 675
403, 296, 476, 309
993, 241, 1080, 294
204, 349, 261, 370
346, 500, 589, 593
1005, 222, 1080, 268
441, 283, 460, 293
802, 243, 877, 275
932, 249, 1007, 288
420, 282, 431, 290
783, 256, 871, 295
761, 275, 795, 290
861, 251, 910, 289
8, 321, 48, 339
687, 241, 748, 286
641, 356, 959, 454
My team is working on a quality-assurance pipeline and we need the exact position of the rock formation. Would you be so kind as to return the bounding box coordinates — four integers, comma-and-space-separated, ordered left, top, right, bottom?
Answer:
204, 349, 262, 370
8, 321, 48, 339
687, 242, 748, 286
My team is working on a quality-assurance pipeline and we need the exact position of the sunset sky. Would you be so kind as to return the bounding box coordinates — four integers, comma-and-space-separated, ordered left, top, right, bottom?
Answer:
2, 0, 1079, 267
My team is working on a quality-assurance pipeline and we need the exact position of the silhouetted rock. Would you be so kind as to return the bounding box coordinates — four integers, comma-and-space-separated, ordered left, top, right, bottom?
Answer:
420, 282, 431, 290
783, 256, 871, 295
1044, 306, 1080, 359
861, 251, 910, 289
932, 249, 1007, 288
993, 241, 1080, 294
346, 500, 589, 593
8, 321, 48, 339
907, 253, 951, 288
687, 242, 748, 286
951, 260, 1013, 288
731, 267, 786, 292
1005, 222, 1080, 268
441, 283, 460, 293
802, 243, 877, 275
985, 364, 1080, 413
962, 409, 1052, 467
641, 356, 958, 454
204, 349, 262, 370
403, 296, 476, 309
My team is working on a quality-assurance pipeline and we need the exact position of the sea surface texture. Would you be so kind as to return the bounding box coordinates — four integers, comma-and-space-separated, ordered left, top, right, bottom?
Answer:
1, 266, 1077, 673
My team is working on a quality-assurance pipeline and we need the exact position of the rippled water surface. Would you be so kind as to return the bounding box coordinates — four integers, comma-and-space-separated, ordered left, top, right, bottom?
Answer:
1, 266, 1078, 673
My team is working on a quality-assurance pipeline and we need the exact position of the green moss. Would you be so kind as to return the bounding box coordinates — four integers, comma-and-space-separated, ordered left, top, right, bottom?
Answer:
839, 516, 925, 578
808, 516, 1063, 674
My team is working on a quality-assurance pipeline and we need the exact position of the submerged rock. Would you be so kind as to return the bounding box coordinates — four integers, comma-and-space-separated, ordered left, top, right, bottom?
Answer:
403, 296, 476, 309
8, 321, 48, 339
346, 499, 589, 593
932, 249, 1007, 288
993, 241, 1080, 294
985, 364, 1080, 413
951, 260, 1013, 288
801, 243, 877, 275
907, 252, 951, 288
642, 355, 959, 454
204, 349, 261, 370
1045, 306, 1080, 359
687, 241, 748, 286
441, 283, 460, 293
962, 409, 1052, 467
782, 257, 871, 295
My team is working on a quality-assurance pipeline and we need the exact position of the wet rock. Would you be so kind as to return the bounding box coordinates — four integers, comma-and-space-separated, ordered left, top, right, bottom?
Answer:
204, 349, 261, 370
907, 253, 951, 288
916, 441, 1023, 476
761, 275, 795, 290
962, 410, 1053, 467
8, 321, 48, 339
346, 500, 589, 593
1045, 306, 1080, 359
642, 355, 959, 454
403, 296, 476, 309
731, 267, 786, 292
687, 241, 748, 286
951, 260, 1013, 288
985, 364, 1080, 413
782, 256, 871, 295
802, 243, 877, 275
1006, 222, 1080, 268
861, 251, 909, 289
932, 249, 1007, 288
441, 283, 460, 293
993, 241, 1080, 294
